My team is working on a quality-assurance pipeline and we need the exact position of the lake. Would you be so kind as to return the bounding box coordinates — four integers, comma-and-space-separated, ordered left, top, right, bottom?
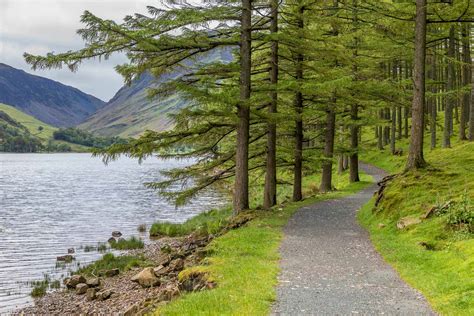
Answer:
0, 153, 226, 313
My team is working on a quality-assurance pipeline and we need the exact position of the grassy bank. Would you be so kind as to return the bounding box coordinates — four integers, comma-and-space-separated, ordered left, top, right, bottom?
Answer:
359, 141, 474, 315
154, 171, 373, 315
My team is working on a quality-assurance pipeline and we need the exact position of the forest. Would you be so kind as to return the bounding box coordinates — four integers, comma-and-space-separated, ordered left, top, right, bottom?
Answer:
21, 0, 473, 314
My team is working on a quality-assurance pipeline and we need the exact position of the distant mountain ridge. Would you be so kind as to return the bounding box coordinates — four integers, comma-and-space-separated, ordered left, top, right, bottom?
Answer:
79, 47, 234, 137
0, 63, 105, 127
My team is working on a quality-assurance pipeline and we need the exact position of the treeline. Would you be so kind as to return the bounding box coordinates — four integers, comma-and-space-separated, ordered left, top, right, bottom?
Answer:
24, 0, 473, 213
53, 128, 127, 149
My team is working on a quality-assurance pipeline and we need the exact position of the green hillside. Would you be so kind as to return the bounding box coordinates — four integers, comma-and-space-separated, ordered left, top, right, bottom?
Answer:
0, 103, 56, 141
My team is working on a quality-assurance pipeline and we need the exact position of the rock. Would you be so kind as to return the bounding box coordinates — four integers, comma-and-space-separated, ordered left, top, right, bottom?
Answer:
123, 303, 140, 316
156, 254, 172, 266
179, 269, 215, 292
154, 265, 171, 277
108, 237, 117, 243
86, 288, 97, 301
76, 283, 88, 295
105, 268, 119, 277
159, 285, 180, 301
56, 255, 74, 262
65, 275, 86, 289
169, 258, 184, 272
396, 216, 422, 229
96, 289, 113, 301
112, 231, 122, 238
131, 267, 160, 288
378, 223, 386, 229
67, 248, 75, 254
161, 244, 172, 254
86, 278, 101, 288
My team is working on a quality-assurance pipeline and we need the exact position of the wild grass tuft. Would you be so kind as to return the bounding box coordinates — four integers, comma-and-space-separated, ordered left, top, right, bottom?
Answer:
110, 236, 144, 250
77, 253, 149, 277
150, 208, 232, 237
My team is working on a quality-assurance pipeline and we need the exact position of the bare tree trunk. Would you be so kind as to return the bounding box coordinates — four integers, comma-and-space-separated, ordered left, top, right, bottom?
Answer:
406, 0, 427, 170
443, 25, 455, 148
293, 4, 304, 202
390, 62, 397, 154
264, 0, 278, 209
320, 94, 336, 193
234, 0, 252, 213
461, 24, 471, 141
430, 52, 437, 149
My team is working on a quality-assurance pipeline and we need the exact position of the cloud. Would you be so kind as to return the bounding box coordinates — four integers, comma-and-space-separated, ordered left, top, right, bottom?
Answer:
0, 0, 155, 101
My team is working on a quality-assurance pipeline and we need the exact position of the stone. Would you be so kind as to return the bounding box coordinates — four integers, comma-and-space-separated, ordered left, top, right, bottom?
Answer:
169, 258, 184, 272
131, 267, 160, 288
76, 283, 88, 295
153, 265, 171, 277
156, 254, 172, 267
105, 268, 119, 277
96, 289, 113, 301
67, 248, 75, 254
396, 217, 421, 229
57, 255, 74, 262
86, 288, 97, 301
65, 275, 86, 289
112, 231, 122, 238
86, 278, 101, 288
123, 303, 140, 316
108, 237, 116, 243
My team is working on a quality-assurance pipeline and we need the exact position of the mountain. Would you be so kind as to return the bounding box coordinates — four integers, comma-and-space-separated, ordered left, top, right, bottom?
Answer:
79, 48, 234, 138
0, 63, 105, 127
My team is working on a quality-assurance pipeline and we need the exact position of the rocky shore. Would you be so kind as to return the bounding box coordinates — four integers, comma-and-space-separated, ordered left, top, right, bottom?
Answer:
15, 234, 216, 315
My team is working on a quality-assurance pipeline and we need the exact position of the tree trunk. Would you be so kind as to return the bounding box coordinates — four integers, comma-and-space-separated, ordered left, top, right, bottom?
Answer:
264, 0, 279, 209
292, 4, 304, 202
443, 25, 455, 148
406, 0, 427, 170
320, 95, 336, 193
234, 0, 252, 213
430, 53, 437, 149
461, 24, 471, 141
349, 0, 360, 183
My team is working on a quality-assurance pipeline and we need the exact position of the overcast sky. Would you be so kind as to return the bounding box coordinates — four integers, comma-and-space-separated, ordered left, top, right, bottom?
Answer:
0, 0, 157, 101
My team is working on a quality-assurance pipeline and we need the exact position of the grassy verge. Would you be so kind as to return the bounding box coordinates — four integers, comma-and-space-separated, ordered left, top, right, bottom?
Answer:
358, 141, 474, 315
155, 171, 373, 315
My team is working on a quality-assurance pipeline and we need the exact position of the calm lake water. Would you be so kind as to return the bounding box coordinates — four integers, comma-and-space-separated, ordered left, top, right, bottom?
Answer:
0, 153, 226, 313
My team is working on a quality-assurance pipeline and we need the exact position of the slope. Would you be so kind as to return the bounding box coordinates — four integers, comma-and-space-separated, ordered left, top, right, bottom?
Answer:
79, 48, 233, 138
0, 63, 105, 127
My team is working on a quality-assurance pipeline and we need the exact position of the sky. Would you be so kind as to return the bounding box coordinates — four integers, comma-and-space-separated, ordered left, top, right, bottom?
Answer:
0, 0, 156, 101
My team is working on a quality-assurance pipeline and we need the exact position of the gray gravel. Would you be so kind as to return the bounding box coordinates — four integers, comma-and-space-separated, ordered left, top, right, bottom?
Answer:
272, 164, 435, 315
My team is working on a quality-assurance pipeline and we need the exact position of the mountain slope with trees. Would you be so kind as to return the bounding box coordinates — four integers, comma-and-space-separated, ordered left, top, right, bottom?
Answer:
0, 63, 105, 127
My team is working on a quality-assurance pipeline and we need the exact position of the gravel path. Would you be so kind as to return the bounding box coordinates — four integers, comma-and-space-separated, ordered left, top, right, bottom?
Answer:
273, 164, 435, 315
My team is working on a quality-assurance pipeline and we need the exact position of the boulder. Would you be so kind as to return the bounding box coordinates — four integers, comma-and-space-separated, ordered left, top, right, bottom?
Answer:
108, 237, 116, 244
112, 231, 122, 238
105, 268, 120, 277
65, 275, 86, 289
76, 283, 88, 295
67, 248, 75, 254
86, 278, 101, 288
155, 254, 172, 267
396, 216, 421, 229
86, 288, 97, 301
131, 267, 160, 288
96, 289, 113, 301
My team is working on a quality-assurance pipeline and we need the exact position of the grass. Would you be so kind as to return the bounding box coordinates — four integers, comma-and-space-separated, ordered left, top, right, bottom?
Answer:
0, 103, 56, 141
77, 253, 150, 277
30, 274, 60, 297
358, 141, 474, 315
150, 208, 233, 237
110, 236, 144, 250
155, 171, 373, 315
